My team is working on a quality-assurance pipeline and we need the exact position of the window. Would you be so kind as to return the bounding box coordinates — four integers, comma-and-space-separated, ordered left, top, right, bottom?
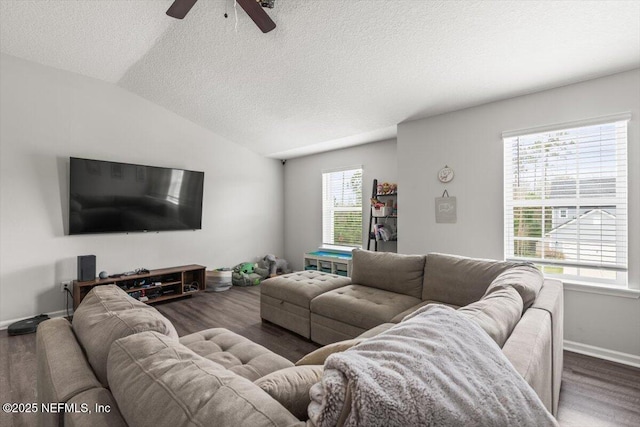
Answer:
166, 169, 184, 204
503, 114, 629, 286
322, 167, 363, 248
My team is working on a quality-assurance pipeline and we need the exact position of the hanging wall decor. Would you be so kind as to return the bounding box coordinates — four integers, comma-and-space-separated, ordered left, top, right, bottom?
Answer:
435, 190, 457, 223
438, 165, 454, 183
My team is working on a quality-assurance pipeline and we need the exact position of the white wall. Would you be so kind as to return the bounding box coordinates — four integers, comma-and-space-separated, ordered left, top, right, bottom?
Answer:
283, 139, 397, 270
0, 54, 284, 324
397, 69, 640, 359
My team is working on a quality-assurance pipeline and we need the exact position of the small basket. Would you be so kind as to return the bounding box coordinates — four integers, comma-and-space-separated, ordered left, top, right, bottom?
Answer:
372, 206, 393, 217
206, 270, 232, 292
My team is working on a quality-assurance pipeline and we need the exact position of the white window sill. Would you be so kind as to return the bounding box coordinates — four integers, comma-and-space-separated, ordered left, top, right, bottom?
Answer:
319, 244, 359, 253
561, 281, 640, 299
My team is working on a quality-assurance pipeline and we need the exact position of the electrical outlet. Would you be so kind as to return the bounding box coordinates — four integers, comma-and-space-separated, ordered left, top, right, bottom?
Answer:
60, 281, 71, 293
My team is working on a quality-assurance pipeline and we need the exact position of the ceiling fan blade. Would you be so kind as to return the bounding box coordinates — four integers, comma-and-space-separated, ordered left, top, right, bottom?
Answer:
166, 0, 198, 19
236, 0, 276, 33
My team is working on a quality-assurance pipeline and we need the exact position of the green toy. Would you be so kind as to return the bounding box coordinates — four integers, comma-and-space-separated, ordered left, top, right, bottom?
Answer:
231, 262, 266, 286
239, 262, 255, 275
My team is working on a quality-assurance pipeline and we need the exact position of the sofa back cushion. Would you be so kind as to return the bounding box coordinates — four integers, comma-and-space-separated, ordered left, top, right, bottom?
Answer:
77, 283, 152, 312
108, 332, 302, 427
484, 263, 544, 311
72, 285, 179, 386
351, 249, 426, 298
457, 287, 524, 347
422, 253, 515, 306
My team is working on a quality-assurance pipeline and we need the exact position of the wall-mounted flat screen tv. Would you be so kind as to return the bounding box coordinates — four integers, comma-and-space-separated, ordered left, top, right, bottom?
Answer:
69, 157, 204, 235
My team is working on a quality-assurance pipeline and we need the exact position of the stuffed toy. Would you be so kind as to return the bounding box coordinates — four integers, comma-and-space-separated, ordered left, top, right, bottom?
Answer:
232, 262, 262, 286
239, 262, 255, 275
263, 254, 290, 277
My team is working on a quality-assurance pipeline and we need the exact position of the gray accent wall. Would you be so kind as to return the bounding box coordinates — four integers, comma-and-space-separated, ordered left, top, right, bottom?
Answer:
397, 69, 640, 360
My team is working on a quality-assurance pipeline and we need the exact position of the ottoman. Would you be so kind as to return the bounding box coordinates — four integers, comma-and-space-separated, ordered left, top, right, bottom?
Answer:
179, 328, 293, 381
260, 271, 351, 339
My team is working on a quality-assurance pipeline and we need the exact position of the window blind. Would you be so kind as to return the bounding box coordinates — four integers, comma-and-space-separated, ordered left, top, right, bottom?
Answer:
322, 168, 363, 248
503, 115, 628, 283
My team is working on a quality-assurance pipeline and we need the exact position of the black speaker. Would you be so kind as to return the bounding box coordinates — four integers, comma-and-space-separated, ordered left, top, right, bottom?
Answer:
77, 255, 96, 282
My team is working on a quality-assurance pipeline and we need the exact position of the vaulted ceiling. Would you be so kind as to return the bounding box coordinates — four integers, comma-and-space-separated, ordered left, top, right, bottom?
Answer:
1, 1, 639, 158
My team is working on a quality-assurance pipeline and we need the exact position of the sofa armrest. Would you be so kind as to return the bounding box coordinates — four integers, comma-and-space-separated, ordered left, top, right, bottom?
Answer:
64, 388, 127, 427
531, 278, 563, 416
36, 318, 102, 427
502, 309, 553, 414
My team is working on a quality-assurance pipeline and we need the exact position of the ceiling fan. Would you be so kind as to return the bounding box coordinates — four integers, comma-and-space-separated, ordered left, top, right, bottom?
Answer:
166, 0, 276, 33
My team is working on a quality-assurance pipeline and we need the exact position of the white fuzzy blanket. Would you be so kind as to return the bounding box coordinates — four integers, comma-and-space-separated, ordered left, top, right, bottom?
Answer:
308, 305, 558, 427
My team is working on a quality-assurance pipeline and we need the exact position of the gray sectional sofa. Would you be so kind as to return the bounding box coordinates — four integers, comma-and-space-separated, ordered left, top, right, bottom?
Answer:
37, 285, 304, 427
37, 250, 562, 427
261, 249, 563, 416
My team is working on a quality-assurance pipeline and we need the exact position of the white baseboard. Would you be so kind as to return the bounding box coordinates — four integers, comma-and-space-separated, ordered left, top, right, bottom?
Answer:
564, 340, 640, 369
0, 309, 71, 331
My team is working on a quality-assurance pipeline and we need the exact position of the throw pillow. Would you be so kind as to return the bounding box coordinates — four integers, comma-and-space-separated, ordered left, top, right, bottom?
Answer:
254, 365, 324, 420
483, 264, 543, 311
458, 287, 524, 347
296, 338, 365, 366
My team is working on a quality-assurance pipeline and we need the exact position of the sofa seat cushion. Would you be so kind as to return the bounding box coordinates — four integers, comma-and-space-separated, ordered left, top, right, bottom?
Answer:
457, 287, 524, 347
310, 285, 421, 330
422, 253, 516, 307
351, 249, 426, 298
108, 331, 302, 427
179, 328, 294, 381
72, 285, 179, 386
261, 272, 351, 339
484, 263, 544, 311
255, 365, 324, 421
310, 315, 367, 345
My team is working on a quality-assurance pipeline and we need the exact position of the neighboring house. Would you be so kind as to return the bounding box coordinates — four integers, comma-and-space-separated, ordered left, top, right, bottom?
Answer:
544, 208, 617, 265
548, 177, 616, 229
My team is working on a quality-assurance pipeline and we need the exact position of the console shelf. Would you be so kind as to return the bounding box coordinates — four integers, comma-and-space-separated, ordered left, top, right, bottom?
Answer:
72, 264, 206, 310
122, 280, 182, 294
303, 251, 352, 277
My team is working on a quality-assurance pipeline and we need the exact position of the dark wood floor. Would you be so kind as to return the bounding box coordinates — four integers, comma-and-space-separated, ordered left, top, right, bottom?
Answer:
1, 285, 639, 427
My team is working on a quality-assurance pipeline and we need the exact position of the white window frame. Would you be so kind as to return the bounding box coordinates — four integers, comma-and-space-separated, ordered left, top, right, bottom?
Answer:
321, 166, 363, 249
503, 113, 630, 288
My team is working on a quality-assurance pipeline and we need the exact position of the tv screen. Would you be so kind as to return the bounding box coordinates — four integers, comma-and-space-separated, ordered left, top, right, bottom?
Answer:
69, 157, 204, 235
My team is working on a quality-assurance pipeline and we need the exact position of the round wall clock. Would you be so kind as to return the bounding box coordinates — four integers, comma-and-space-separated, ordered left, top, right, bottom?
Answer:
438, 166, 454, 183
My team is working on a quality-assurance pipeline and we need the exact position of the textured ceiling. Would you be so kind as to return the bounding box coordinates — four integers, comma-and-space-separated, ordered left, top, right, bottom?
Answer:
2, 1, 639, 158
